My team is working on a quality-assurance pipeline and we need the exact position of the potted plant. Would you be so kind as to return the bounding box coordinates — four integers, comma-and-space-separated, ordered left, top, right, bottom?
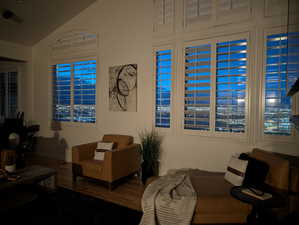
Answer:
138, 129, 162, 184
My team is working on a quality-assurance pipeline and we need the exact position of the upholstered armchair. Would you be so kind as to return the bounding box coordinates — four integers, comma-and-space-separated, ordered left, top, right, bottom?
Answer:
72, 134, 140, 189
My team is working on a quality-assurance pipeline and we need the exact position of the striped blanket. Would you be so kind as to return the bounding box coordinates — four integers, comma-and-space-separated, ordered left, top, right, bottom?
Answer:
139, 170, 197, 225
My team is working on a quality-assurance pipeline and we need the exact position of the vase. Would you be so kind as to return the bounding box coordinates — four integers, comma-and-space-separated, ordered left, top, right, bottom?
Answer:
141, 162, 154, 185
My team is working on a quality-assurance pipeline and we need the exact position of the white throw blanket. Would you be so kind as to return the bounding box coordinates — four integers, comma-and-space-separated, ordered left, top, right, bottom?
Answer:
139, 170, 197, 225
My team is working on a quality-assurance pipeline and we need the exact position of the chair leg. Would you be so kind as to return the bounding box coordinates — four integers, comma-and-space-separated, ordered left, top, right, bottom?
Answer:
108, 182, 115, 191
72, 163, 82, 183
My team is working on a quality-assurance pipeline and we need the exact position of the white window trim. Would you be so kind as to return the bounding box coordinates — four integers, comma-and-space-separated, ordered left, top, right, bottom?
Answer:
0, 65, 21, 119
181, 32, 250, 139
183, 0, 253, 32
153, 43, 176, 134
258, 26, 298, 143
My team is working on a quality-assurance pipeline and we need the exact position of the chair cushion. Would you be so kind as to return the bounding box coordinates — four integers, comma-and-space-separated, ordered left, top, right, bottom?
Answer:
102, 134, 133, 149
79, 159, 103, 179
251, 149, 290, 191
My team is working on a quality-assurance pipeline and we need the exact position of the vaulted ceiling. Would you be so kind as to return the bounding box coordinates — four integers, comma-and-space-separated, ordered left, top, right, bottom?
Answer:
0, 0, 96, 46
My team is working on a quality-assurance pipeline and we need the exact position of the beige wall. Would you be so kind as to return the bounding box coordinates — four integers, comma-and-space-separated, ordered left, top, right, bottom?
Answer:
31, 0, 299, 174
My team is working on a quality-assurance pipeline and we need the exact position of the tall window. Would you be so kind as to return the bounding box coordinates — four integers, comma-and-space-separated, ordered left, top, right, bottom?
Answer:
52, 60, 96, 123
264, 32, 299, 135
155, 49, 172, 128
184, 44, 211, 130
184, 37, 248, 133
216, 39, 247, 133
0, 71, 18, 119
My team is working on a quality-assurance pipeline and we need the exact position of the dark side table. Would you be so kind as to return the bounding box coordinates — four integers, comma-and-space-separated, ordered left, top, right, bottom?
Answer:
231, 186, 286, 225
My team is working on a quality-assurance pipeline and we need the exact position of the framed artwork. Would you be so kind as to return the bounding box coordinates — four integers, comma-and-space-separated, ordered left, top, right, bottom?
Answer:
109, 64, 137, 111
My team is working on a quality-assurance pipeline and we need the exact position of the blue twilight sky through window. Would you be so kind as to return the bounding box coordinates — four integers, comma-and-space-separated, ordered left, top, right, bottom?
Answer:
53, 60, 96, 123
156, 49, 172, 128
264, 32, 299, 135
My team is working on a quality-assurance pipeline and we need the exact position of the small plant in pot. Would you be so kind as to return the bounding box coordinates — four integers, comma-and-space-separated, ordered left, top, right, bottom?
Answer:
138, 129, 162, 184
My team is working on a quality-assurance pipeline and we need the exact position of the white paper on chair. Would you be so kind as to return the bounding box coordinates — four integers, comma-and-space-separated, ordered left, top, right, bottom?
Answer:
94, 150, 106, 160
97, 141, 114, 151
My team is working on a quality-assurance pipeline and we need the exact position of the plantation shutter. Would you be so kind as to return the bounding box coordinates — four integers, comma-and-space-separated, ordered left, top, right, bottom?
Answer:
184, 44, 211, 130
52, 64, 71, 122
154, 0, 174, 32
218, 0, 249, 12
215, 39, 248, 133
264, 32, 299, 135
0, 74, 5, 118
155, 50, 172, 128
185, 0, 212, 26
7, 72, 18, 118
73, 60, 96, 123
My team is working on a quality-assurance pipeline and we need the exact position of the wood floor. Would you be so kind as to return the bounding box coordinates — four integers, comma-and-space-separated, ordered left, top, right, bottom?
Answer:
56, 163, 145, 212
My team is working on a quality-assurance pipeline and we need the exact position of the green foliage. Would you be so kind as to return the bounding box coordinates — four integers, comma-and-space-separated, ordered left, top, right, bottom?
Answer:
138, 129, 162, 174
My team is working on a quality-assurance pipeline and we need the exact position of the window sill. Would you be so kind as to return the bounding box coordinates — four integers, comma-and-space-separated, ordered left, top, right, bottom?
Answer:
182, 129, 248, 142
52, 121, 97, 130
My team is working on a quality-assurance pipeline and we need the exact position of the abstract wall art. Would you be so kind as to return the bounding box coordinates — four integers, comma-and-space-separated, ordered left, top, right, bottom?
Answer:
109, 64, 137, 111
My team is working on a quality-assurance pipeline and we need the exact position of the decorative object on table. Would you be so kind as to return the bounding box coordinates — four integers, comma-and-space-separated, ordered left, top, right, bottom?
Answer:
8, 132, 20, 149
109, 64, 137, 111
224, 153, 248, 186
241, 188, 272, 200
138, 129, 162, 184
239, 153, 269, 191
1, 150, 17, 173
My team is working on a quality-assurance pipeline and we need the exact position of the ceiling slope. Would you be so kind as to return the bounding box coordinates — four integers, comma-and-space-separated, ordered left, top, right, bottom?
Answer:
0, 0, 96, 46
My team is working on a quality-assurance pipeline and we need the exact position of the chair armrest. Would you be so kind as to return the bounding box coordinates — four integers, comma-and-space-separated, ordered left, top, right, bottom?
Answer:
72, 142, 97, 163
103, 144, 141, 182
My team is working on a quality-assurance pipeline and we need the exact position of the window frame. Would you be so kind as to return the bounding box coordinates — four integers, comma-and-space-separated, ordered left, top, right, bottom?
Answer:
0, 66, 21, 120
51, 57, 97, 126
183, 0, 253, 32
260, 26, 298, 142
153, 44, 176, 132
182, 32, 250, 139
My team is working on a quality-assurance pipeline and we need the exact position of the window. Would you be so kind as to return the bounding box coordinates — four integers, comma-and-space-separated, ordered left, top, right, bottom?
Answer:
217, 0, 250, 12
184, 44, 211, 130
184, 37, 248, 133
184, 0, 251, 28
0, 71, 18, 119
185, 0, 212, 25
154, 0, 174, 33
215, 39, 248, 133
264, 32, 299, 135
155, 49, 172, 128
52, 60, 96, 123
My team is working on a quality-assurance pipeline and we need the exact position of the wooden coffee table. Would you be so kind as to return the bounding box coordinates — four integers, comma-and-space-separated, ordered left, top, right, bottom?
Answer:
0, 165, 57, 213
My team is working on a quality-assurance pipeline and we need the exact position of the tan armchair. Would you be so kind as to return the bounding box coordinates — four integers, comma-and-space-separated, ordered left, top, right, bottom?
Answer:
72, 134, 140, 189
